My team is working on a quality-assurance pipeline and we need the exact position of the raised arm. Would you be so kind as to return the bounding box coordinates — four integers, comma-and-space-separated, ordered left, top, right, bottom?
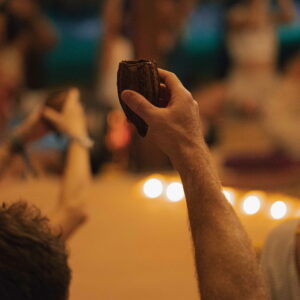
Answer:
43, 89, 91, 242
121, 69, 268, 299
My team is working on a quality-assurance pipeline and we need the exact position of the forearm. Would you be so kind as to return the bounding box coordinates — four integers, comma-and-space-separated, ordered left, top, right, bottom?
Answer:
60, 140, 91, 207
173, 142, 268, 299
51, 140, 91, 242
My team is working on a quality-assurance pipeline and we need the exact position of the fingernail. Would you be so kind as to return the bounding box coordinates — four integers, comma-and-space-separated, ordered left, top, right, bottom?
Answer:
121, 90, 133, 102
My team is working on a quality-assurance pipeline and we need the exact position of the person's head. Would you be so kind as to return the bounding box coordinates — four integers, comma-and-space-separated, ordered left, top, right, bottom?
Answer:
0, 201, 71, 300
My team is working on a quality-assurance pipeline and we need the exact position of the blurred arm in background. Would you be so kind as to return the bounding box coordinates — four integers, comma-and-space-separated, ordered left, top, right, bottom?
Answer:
43, 88, 91, 242
0, 88, 91, 242
121, 69, 268, 299
97, 0, 133, 107
0, 104, 46, 178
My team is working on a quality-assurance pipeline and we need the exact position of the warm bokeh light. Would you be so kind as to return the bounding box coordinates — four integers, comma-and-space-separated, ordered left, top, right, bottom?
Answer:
166, 182, 185, 202
222, 188, 235, 205
270, 201, 288, 220
242, 195, 261, 215
143, 178, 164, 199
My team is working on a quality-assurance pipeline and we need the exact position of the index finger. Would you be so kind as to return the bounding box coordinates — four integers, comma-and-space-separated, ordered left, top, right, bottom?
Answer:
158, 69, 185, 93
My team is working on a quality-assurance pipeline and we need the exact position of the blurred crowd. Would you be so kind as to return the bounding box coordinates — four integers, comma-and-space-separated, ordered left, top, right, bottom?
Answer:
0, 0, 299, 173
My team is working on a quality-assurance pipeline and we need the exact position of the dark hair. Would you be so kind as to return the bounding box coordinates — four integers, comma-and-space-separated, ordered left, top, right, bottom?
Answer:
0, 201, 71, 300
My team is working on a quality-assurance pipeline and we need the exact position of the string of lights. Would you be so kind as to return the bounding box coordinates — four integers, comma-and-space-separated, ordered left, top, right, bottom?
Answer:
141, 175, 299, 221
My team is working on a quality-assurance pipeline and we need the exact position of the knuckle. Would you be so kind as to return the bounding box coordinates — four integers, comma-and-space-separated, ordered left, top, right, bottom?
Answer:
169, 72, 178, 80
165, 70, 177, 79
183, 90, 193, 102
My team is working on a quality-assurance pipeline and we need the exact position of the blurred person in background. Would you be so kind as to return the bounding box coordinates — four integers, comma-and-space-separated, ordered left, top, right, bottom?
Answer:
0, 88, 90, 240
97, 0, 134, 108
193, 81, 227, 147
98, 0, 196, 108
98, 0, 196, 171
0, 88, 90, 300
262, 50, 300, 161
0, 0, 57, 130
226, 0, 295, 114
261, 219, 300, 300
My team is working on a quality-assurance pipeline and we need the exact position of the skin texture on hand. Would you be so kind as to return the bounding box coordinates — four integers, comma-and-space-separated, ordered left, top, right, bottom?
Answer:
121, 68, 269, 299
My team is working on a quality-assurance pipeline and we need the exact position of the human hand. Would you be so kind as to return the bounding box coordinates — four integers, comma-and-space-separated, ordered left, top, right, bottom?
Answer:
121, 69, 204, 166
43, 88, 88, 138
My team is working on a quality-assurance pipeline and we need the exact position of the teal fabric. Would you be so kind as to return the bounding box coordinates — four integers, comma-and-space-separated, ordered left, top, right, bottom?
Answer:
44, 15, 101, 86
44, 3, 300, 87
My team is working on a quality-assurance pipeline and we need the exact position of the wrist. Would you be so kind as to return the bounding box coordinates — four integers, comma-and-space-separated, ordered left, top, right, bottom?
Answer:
69, 135, 94, 149
70, 125, 88, 138
171, 140, 221, 187
169, 137, 208, 172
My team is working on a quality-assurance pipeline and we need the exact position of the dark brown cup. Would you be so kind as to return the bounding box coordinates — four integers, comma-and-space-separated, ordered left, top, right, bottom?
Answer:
117, 60, 160, 137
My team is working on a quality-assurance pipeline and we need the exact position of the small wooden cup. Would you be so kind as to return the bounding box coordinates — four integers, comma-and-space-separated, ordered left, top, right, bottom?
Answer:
117, 60, 160, 137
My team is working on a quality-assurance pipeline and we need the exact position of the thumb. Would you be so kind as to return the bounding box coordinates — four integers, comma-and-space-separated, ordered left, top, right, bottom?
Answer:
121, 90, 159, 122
